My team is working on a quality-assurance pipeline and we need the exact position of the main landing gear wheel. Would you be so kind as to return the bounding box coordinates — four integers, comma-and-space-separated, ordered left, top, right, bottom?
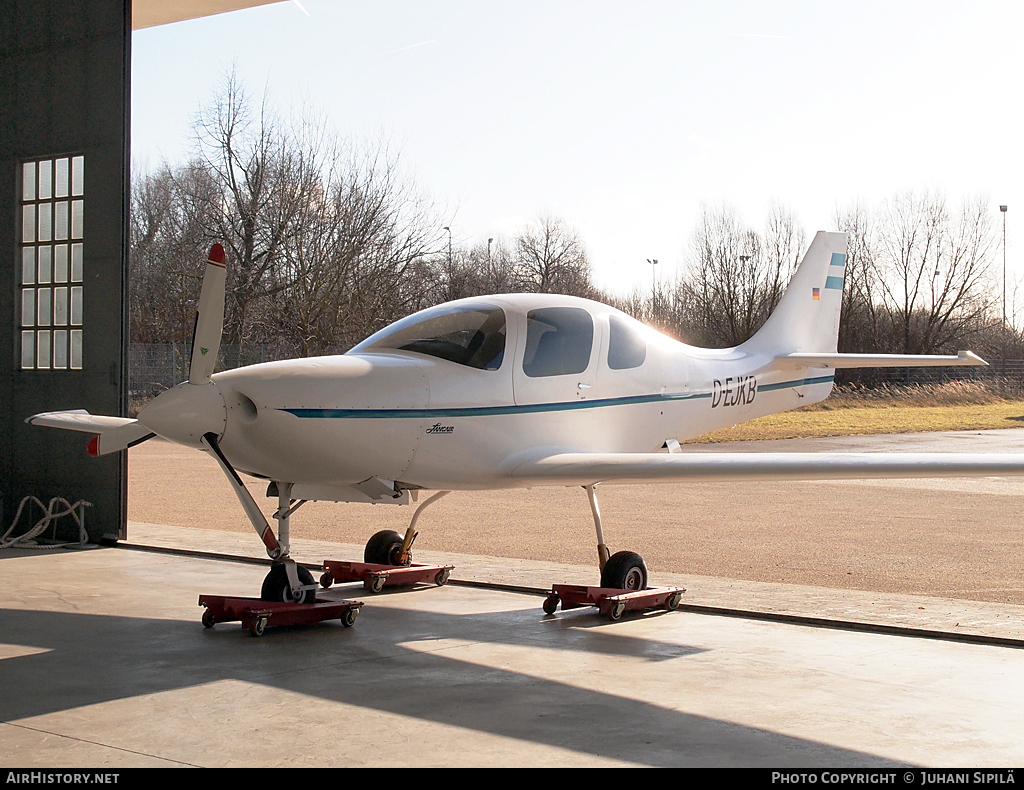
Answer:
261, 563, 316, 604
364, 530, 410, 566
601, 551, 648, 592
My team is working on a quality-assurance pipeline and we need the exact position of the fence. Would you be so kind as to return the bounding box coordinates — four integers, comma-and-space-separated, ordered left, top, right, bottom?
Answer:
129, 343, 1024, 398
129, 343, 311, 399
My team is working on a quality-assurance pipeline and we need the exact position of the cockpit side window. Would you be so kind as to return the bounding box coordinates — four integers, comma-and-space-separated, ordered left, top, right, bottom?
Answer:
523, 307, 593, 378
607, 314, 647, 370
354, 304, 506, 370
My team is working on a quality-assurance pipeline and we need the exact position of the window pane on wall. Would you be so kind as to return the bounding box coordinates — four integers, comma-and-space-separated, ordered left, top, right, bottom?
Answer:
37, 245, 51, 284
54, 244, 68, 282
55, 158, 68, 198
54, 201, 68, 240
22, 205, 35, 243
53, 330, 68, 369
22, 332, 35, 369
72, 156, 84, 197
22, 290, 35, 326
70, 330, 83, 369
38, 160, 51, 200
37, 288, 51, 326
19, 155, 84, 373
71, 200, 83, 239
22, 247, 35, 285
22, 162, 35, 201
36, 331, 51, 369
71, 243, 83, 281
70, 286, 83, 325
54, 287, 68, 325
37, 202, 51, 242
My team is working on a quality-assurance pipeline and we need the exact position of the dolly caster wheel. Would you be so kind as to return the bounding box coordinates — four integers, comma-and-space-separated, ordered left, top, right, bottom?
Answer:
543, 594, 560, 615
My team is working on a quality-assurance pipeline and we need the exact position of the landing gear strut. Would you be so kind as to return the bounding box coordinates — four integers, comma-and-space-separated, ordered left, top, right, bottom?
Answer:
541, 484, 684, 620
201, 433, 317, 602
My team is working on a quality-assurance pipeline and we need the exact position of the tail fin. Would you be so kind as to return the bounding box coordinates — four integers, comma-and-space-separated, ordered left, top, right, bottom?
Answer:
739, 231, 848, 356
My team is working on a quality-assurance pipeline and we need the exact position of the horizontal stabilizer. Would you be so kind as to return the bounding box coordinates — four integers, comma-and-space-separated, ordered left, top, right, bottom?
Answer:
511, 451, 1024, 487
776, 350, 987, 369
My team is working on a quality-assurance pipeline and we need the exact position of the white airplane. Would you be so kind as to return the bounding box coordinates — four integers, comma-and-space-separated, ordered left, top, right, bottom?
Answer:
28, 232, 1024, 604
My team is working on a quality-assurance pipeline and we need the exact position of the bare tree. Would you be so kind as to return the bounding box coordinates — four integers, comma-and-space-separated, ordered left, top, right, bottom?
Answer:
676, 204, 780, 347
873, 191, 997, 354
513, 216, 594, 296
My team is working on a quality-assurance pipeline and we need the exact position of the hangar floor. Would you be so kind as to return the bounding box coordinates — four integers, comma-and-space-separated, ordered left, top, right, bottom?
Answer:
2, 526, 1024, 767
3, 430, 1024, 767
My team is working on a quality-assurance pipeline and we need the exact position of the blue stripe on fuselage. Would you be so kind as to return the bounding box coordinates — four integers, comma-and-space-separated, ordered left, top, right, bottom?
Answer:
280, 375, 835, 419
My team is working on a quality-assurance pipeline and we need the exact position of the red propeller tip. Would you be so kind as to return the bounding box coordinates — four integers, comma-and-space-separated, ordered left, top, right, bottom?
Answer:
208, 243, 226, 264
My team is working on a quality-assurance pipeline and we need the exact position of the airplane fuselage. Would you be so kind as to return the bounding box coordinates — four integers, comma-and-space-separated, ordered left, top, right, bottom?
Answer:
186, 294, 833, 497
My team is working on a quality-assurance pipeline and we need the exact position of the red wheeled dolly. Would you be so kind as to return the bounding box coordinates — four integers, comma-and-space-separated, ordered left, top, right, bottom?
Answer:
319, 560, 454, 593
199, 594, 363, 636
542, 584, 685, 621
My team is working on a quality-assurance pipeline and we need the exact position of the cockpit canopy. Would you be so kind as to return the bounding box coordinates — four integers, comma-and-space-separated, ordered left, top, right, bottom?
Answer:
352, 297, 653, 376
351, 303, 507, 370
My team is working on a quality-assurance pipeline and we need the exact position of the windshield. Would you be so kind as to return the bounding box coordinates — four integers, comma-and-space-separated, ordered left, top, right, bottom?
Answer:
352, 303, 506, 370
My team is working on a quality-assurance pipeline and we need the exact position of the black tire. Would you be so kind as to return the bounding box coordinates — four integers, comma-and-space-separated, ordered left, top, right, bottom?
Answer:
601, 551, 647, 591
542, 595, 559, 615
364, 529, 408, 566
261, 563, 316, 604
341, 608, 358, 627
202, 609, 215, 628
319, 571, 333, 589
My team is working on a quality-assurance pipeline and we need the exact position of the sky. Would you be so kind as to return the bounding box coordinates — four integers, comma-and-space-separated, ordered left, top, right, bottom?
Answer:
131, 0, 1024, 300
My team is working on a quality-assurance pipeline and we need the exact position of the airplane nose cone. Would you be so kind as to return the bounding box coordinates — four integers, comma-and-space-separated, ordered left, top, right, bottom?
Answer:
137, 382, 227, 449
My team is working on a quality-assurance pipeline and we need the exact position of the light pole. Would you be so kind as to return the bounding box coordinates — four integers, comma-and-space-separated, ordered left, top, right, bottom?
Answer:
646, 258, 658, 296
1001, 205, 1008, 325
442, 225, 453, 299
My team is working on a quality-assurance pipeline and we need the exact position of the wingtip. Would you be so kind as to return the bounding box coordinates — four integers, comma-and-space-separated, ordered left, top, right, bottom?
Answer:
87, 436, 99, 457
208, 243, 226, 265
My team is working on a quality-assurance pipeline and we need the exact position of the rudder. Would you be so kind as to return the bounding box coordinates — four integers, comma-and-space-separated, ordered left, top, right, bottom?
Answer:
739, 231, 848, 356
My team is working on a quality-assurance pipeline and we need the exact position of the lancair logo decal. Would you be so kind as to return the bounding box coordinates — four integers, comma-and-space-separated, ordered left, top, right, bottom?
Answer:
425, 423, 454, 434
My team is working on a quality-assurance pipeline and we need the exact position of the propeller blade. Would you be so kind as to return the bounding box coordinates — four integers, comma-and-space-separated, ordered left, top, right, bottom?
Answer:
188, 243, 227, 385
87, 424, 156, 457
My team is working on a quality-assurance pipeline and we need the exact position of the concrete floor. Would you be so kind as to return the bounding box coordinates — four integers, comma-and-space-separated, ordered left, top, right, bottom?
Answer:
2, 524, 1024, 767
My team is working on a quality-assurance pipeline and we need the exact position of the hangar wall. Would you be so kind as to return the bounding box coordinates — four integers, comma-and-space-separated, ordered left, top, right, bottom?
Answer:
0, 1, 130, 542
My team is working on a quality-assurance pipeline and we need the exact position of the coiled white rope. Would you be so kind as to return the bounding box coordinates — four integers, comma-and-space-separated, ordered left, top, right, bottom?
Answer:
0, 496, 93, 549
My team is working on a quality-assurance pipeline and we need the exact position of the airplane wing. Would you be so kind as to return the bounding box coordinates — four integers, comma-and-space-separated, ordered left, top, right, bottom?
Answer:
776, 351, 986, 369
509, 451, 1024, 487
27, 410, 155, 456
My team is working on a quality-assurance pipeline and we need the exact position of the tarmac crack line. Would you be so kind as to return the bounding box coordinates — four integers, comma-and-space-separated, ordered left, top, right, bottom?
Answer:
0, 721, 202, 767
